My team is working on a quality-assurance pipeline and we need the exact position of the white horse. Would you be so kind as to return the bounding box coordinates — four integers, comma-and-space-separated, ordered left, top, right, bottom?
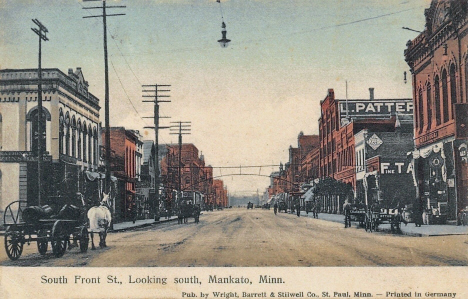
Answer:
87, 193, 112, 250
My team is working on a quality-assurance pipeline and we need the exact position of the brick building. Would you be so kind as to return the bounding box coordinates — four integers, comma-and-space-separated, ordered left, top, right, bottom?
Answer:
160, 143, 218, 209
213, 179, 228, 207
102, 127, 142, 221
268, 133, 319, 208
318, 88, 414, 213
404, 0, 468, 222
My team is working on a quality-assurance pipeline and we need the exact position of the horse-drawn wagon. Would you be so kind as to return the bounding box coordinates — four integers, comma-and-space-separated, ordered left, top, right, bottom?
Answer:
3, 200, 89, 261
349, 205, 407, 233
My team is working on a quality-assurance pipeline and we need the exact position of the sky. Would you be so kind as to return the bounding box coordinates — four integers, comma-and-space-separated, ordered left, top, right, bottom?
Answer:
0, 0, 431, 195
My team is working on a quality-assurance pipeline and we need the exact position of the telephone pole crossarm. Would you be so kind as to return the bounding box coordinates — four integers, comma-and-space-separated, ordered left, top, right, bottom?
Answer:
142, 84, 171, 221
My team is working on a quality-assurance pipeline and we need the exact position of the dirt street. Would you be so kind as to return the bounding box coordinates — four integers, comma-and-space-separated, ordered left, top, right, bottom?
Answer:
1, 208, 467, 267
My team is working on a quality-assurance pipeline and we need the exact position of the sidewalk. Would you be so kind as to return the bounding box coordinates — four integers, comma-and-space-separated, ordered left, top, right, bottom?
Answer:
0, 215, 180, 236
111, 216, 178, 232
300, 211, 468, 237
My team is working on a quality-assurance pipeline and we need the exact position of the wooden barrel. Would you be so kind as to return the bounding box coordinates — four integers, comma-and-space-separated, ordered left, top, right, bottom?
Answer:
22, 205, 54, 223
57, 204, 82, 220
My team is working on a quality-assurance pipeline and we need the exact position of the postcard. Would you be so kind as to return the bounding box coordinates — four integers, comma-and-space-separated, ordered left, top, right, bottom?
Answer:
1, 0, 467, 298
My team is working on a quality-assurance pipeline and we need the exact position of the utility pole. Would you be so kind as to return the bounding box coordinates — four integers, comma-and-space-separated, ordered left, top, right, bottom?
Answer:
142, 84, 171, 220
31, 19, 48, 206
83, 0, 125, 196
170, 121, 191, 206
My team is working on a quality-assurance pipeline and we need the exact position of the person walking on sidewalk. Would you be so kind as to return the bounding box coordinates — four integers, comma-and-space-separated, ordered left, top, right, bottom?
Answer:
343, 200, 352, 228
273, 203, 278, 215
296, 202, 301, 217
177, 207, 183, 224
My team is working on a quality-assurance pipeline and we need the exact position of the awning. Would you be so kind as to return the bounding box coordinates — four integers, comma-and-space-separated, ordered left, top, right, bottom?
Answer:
302, 187, 316, 202
267, 196, 276, 204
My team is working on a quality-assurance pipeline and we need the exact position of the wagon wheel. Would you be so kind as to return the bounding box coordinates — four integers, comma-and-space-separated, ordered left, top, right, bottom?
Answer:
4, 229, 24, 261
37, 229, 48, 255
3, 200, 28, 226
51, 221, 68, 258
78, 226, 89, 253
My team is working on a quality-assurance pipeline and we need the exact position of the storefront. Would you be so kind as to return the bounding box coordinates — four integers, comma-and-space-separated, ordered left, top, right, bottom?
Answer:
410, 141, 460, 224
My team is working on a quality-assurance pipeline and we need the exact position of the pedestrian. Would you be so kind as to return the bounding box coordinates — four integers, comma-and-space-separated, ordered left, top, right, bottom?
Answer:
194, 204, 200, 224
343, 200, 352, 228
296, 203, 301, 217
131, 203, 137, 224
414, 206, 423, 227
177, 206, 183, 224
273, 203, 278, 215
315, 200, 321, 219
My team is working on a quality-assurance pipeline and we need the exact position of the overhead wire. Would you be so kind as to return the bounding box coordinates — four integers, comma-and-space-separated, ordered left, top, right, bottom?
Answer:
78, 0, 170, 145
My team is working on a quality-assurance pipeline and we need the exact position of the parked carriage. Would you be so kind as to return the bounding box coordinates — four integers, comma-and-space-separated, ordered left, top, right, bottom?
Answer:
349, 206, 407, 233
3, 200, 89, 261
277, 201, 287, 213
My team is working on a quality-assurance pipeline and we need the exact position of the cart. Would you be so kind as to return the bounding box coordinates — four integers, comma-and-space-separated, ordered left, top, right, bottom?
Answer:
3, 200, 89, 261
361, 208, 406, 233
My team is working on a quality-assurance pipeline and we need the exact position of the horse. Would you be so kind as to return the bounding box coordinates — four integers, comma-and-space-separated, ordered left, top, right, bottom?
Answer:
87, 193, 112, 250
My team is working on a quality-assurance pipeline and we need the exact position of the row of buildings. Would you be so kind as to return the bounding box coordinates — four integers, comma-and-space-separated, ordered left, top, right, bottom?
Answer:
0, 67, 227, 222
267, 0, 468, 224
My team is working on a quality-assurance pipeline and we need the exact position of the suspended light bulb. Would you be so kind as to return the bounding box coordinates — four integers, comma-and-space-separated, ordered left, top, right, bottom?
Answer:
218, 21, 231, 48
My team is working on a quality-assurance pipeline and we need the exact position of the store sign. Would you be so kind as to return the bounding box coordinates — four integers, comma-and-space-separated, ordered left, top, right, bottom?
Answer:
339, 100, 413, 120
0, 151, 52, 162
367, 134, 383, 150
380, 161, 413, 174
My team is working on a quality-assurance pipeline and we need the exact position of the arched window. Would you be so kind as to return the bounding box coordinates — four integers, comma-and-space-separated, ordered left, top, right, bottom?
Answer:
434, 75, 441, 126
442, 69, 449, 123
71, 116, 76, 157
30, 110, 48, 153
0, 170, 2, 210
26, 107, 51, 153
93, 127, 98, 165
418, 87, 424, 132
465, 57, 468, 103
88, 125, 92, 164
65, 112, 70, 156
449, 64, 457, 119
77, 120, 82, 160
426, 82, 432, 130
82, 122, 87, 162
59, 110, 64, 154
0, 113, 3, 150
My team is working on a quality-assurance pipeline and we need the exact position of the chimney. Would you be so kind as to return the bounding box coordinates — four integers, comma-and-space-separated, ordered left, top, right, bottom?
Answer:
369, 88, 374, 101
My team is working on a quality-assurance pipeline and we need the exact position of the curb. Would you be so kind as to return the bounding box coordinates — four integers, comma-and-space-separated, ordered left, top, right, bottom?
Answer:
110, 217, 179, 233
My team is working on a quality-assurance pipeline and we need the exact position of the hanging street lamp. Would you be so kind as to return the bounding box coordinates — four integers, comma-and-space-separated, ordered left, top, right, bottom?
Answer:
218, 21, 230, 48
